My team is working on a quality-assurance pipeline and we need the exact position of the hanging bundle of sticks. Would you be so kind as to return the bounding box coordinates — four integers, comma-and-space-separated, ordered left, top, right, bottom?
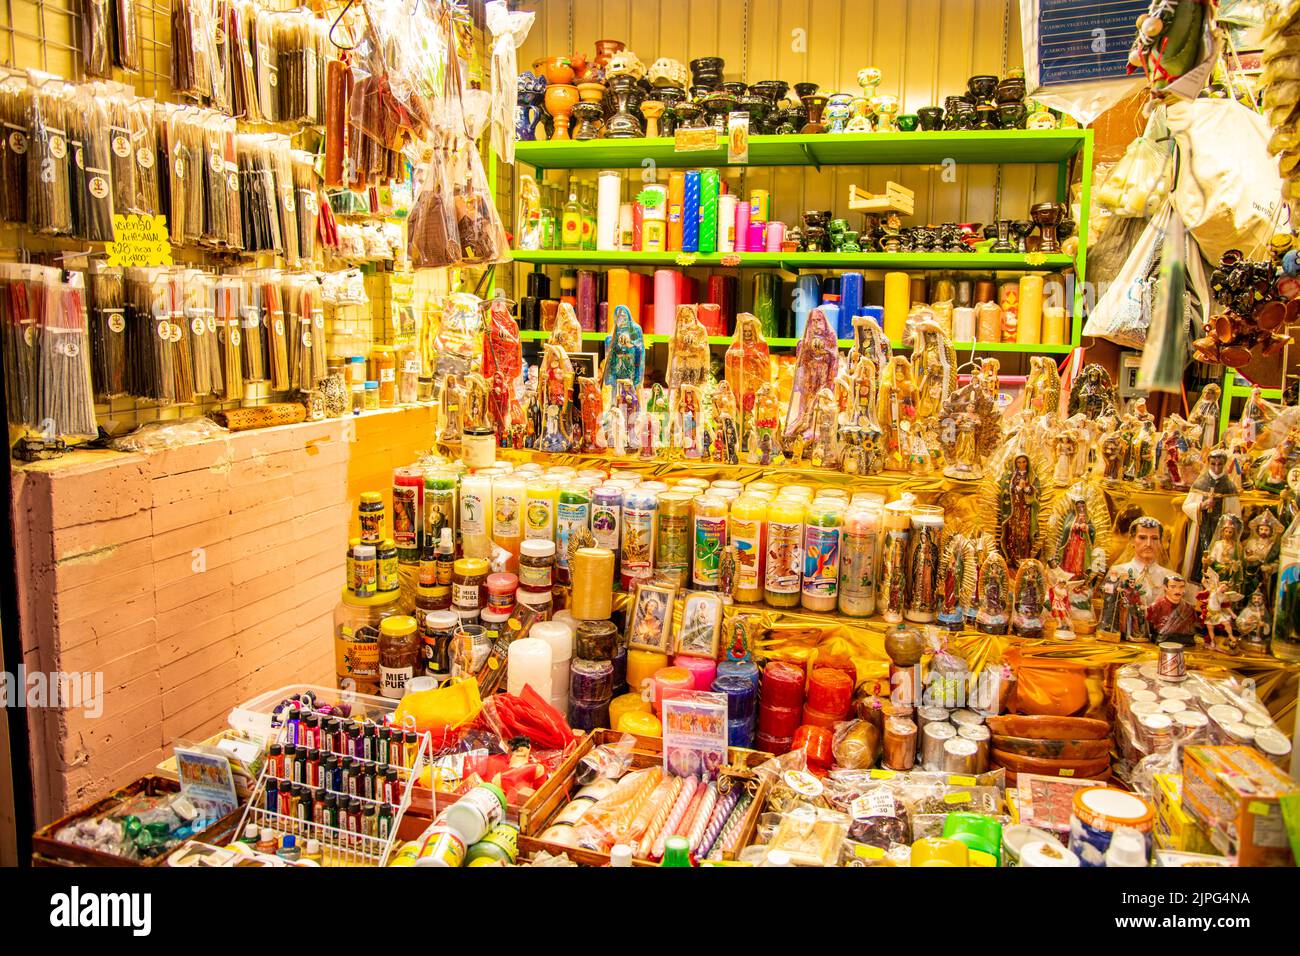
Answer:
35, 270, 99, 439
237, 274, 267, 383
68, 87, 117, 242
0, 78, 31, 225
0, 264, 39, 427
125, 267, 177, 403
290, 148, 319, 261
213, 275, 245, 399
257, 272, 290, 391
27, 80, 73, 236
236, 133, 284, 254
87, 262, 127, 400
171, 0, 215, 102
268, 135, 301, 267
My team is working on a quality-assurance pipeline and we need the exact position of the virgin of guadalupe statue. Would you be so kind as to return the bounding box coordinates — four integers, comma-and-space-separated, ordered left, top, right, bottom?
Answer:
976, 551, 1011, 634
1043, 482, 1111, 583
1011, 559, 1048, 638
937, 533, 977, 630
679, 384, 702, 459
996, 450, 1042, 569
550, 301, 583, 353
724, 312, 771, 440
602, 304, 644, 391
462, 372, 491, 431
1023, 354, 1061, 417
782, 306, 840, 444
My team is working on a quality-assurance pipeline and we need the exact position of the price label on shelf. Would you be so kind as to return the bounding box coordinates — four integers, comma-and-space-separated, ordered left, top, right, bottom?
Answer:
105, 213, 172, 267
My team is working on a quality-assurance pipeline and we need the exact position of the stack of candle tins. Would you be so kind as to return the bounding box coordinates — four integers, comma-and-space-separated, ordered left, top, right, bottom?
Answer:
712, 660, 760, 748
565, 546, 625, 731
757, 661, 806, 755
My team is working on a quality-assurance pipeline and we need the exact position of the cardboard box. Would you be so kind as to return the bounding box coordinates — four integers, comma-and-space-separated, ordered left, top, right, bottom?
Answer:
1152, 773, 1219, 856
1181, 746, 1298, 867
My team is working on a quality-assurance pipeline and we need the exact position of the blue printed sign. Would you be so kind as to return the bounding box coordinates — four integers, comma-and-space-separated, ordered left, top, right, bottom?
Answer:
1037, 0, 1149, 85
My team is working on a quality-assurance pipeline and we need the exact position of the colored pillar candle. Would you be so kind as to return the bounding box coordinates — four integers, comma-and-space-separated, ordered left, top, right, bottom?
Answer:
667, 172, 686, 251
606, 268, 631, 330
627, 272, 647, 328
618, 202, 635, 250
713, 674, 759, 722
746, 222, 765, 252
576, 270, 598, 331
883, 272, 910, 343
491, 476, 525, 571
674, 654, 718, 690
705, 275, 736, 333
682, 170, 701, 253
760, 661, 807, 709
1043, 305, 1068, 345
632, 202, 644, 251
806, 666, 854, 717
571, 547, 615, 620
765, 220, 785, 252
507, 637, 553, 700
698, 303, 725, 337
953, 305, 976, 342
531, 620, 573, 716
860, 305, 884, 330
839, 272, 864, 338
793, 274, 821, 338
717, 194, 737, 252
610, 692, 652, 729
652, 666, 695, 714
627, 649, 669, 696
820, 303, 841, 344
654, 269, 680, 336
1017, 274, 1044, 345
752, 273, 780, 338
698, 168, 720, 254
734, 200, 750, 252
618, 710, 662, 737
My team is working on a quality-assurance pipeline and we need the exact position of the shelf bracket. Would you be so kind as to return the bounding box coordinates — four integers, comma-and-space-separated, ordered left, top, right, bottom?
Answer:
800, 143, 821, 172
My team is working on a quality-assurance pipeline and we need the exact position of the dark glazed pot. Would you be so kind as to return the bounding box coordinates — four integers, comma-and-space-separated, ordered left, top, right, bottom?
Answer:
793, 81, 819, 100
916, 106, 944, 131
998, 102, 1027, 128
967, 74, 998, 103
800, 94, 829, 134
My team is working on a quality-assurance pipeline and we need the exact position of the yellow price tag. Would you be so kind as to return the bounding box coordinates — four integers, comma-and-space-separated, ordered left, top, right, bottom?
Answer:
1058, 769, 1075, 777
944, 791, 973, 805
854, 844, 885, 860
948, 775, 977, 787
869, 769, 897, 780
1248, 801, 1271, 816
105, 213, 173, 267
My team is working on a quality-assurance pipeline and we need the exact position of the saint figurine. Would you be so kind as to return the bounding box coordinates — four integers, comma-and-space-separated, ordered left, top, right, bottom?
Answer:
537, 342, 574, 452
1023, 354, 1061, 417
1051, 491, 1102, 582
1067, 363, 1118, 421
1145, 574, 1197, 646
724, 312, 771, 442
550, 301, 583, 353
576, 376, 606, 453
937, 534, 977, 630
1242, 510, 1283, 607
848, 311, 891, 370
808, 387, 839, 467
905, 315, 958, 421
1234, 591, 1271, 649
1205, 513, 1245, 594
1155, 415, 1191, 490
602, 304, 645, 392
1188, 383, 1222, 451
1053, 430, 1080, 487
437, 373, 465, 443
679, 384, 702, 459
1181, 448, 1242, 586
996, 451, 1041, 569
782, 306, 840, 446
975, 551, 1011, 635
878, 356, 917, 473
482, 294, 523, 443
666, 305, 710, 390
1011, 559, 1048, 639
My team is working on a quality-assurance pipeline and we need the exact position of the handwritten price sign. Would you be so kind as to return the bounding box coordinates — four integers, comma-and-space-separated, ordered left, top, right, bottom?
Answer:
105, 214, 173, 267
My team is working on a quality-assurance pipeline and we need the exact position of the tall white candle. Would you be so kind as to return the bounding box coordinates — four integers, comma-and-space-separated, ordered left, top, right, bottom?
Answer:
597, 170, 622, 251
507, 637, 553, 700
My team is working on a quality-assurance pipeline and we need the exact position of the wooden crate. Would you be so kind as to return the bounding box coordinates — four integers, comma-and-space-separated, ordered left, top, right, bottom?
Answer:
33, 776, 243, 867
517, 729, 771, 866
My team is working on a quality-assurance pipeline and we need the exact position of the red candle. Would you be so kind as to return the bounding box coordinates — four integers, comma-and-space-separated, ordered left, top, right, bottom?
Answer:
805, 667, 854, 718
698, 303, 724, 337
760, 661, 806, 709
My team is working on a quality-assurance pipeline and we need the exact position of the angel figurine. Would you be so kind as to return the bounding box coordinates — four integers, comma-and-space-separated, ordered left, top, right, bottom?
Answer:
1198, 569, 1242, 654
782, 307, 840, 446
550, 301, 583, 353
1047, 565, 1077, 640
724, 312, 771, 441
1023, 355, 1061, 417
975, 551, 1011, 635
1239, 385, 1278, 450
996, 449, 1042, 570
878, 356, 918, 472
602, 304, 645, 391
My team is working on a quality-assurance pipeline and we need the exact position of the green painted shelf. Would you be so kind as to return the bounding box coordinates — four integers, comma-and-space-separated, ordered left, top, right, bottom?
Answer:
513, 129, 1091, 170
516, 330, 1072, 353
510, 250, 1074, 271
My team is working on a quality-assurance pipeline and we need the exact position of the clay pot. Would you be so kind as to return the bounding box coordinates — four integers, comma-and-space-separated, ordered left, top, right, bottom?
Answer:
593, 39, 625, 71
535, 56, 575, 86
916, 106, 944, 130
800, 94, 829, 134
544, 84, 580, 140
576, 81, 606, 105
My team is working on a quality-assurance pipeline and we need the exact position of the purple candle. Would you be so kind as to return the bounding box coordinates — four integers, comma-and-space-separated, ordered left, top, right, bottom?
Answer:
576, 270, 598, 331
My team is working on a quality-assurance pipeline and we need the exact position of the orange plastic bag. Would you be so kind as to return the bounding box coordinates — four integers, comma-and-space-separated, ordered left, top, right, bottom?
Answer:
1004, 648, 1088, 717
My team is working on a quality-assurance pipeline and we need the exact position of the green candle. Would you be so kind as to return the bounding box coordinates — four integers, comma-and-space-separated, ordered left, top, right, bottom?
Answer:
698, 169, 719, 254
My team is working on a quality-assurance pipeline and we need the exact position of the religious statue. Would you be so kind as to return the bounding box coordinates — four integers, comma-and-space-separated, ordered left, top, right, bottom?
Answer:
1155, 415, 1192, 490
975, 551, 1011, 635
437, 373, 465, 443
1234, 591, 1271, 650
905, 517, 942, 622
679, 383, 702, 459
666, 304, 710, 390
906, 315, 958, 421
752, 380, 780, 466
482, 294, 523, 444
576, 376, 606, 453
602, 304, 645, 391
1242, 510, 1283, 607
996, 449, 1042, 569
550, 301, 583, 353
1043, 483, 1110, 583
1198, 569, 1243, 654
1251, 428, 1300, 494
1145, 574, 1198, 646
782, 306, 840, 445
719, 545, 737, 605
461, 372, 491, 433
1052, 428, 1081, 487
1181, 448, 1242, 585
877, 356, 917, 473
937, 533, 977, 630
712, 380, 741, 465
1067, 363, 1118, 421
807, 388, 839, 468
1023, 354, 1061, 417
647, 383, 671, 448
1011, 559, 1048, 639
848, 311, 891, 370
848, 355, 879, 429
939, 381, 1000, 481
537, 342, 574, 452
1099, 431, 1124, 482
521, 365, 541, 448
1110, 515, 1175, 605
1187, 383, 1222, 451
1205, 513, 1245, 594
1239, 385, 1278, 450
1125, 408, 1157, 487
724, 312, 771, 442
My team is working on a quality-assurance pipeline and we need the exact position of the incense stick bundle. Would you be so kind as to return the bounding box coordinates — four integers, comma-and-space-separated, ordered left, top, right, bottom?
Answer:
237, 133, 282, 253
125, 267, 176, 402
268, 135, 300, 267
87, 263, 127, 399
103, 90, 137, 220
0, 79, 31, 225
36, 271, 98, 438
238, 276, 266, 383
252, 3, 277, 123
227, 0, 259, 122
220, 119, 243, 250
171, 0, 215, 102
261, 274, 290, 391
79, 0, 113, 78
291, 149, 318, 261
69, 89, 117, 242
1, 265, 39, 427
210, 0, 232, 115
200, 116, 229, 247
27, 82, 73, 236
129, 97, 159, 215
182, 270, 216, 397
113, 0, 140, 72
167, 271, 196, 404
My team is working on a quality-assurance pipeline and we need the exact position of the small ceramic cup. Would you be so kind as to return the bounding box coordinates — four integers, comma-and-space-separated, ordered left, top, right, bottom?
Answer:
896, 114, 919, 132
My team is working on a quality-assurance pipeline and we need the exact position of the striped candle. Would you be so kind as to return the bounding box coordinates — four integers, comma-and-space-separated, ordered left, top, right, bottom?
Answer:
698, 169, 720, 254
682, 170, 701, 254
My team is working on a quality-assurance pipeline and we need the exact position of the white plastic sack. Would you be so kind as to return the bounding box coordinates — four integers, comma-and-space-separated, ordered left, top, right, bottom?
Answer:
1166, 97, 1288, 262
